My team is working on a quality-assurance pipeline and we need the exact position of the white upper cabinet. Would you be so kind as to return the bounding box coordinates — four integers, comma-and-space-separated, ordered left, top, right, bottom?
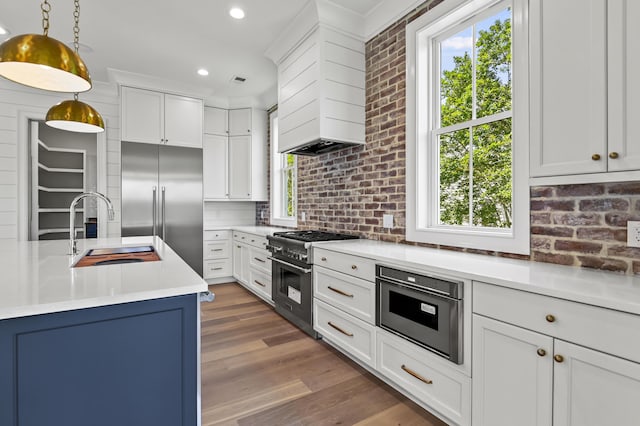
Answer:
204, 107, 228, 136
202, 106, 267, 201
228, 108, 252, 136
530, 0, 640, 179
607, 0, 640, 172
121, 86, 203, 148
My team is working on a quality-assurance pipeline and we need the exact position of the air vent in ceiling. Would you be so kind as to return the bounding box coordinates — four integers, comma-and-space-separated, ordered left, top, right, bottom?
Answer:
230, 75, 246, 84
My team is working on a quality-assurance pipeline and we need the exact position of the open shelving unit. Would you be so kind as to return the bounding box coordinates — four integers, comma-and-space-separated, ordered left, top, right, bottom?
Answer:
30, 125, 87, 241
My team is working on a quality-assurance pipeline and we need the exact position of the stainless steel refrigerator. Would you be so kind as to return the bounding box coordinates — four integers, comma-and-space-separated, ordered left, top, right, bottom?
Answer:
121, 142, 203, 276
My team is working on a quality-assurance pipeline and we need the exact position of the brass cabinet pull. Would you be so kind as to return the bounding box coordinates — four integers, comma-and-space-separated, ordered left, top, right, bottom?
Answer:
592, 154, 601, 161
351, 265, 358, 270
537, 348, 547, 357
212, 249, 223, 252
321, 257, 327, 261
212, 267, 223, 271
328, 286, 354, 298
254, 280, 266, 287
545, 314, 556, 323
237, 245, 242, 248
554, 354, 564, 363
401, 364, 433, 385
609, 152, 619, 159
327, 321, 353, 337
253, 257, 266, 263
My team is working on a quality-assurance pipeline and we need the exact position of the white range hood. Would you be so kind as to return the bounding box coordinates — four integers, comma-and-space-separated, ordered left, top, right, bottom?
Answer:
266, 0, 366, 156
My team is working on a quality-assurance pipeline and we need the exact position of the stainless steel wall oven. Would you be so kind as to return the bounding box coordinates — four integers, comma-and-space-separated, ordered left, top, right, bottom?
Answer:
376, 265, 463, 364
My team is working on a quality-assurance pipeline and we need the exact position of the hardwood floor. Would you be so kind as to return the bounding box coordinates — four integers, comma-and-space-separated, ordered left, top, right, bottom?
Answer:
201, 283, 447, 426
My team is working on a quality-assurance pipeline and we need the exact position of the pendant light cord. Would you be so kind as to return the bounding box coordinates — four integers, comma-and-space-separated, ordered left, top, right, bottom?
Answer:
41, 0, 51, 36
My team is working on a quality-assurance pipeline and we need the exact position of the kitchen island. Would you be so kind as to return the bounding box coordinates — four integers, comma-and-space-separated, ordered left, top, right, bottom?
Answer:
0, 236, 208, 426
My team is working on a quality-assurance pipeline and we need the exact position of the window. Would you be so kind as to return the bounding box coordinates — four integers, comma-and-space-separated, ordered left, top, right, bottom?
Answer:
406, 0, 529, 254
270, 111, 297, 227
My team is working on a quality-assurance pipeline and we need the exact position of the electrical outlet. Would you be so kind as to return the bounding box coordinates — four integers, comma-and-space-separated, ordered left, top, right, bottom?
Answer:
301, 212, 306, 221
383, 214, 394, 229
627, 221, 640, 247
260, 210, 265, 219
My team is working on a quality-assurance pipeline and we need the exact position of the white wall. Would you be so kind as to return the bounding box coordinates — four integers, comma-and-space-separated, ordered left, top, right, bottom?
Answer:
204, 201, 256, 228
0, 79, 121, 241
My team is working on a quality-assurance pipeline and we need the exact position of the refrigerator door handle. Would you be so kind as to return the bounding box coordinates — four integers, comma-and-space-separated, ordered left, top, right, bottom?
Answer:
152, 186, 157, 237
161, 186, 166, 240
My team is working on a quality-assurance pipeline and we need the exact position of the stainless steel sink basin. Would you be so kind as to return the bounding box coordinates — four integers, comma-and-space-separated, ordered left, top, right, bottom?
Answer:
72, 245, 161, 268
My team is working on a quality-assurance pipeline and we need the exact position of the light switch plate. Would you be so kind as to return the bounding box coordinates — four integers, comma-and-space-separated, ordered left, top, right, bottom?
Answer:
627, 221, 640, 247
383, 214, 394, 229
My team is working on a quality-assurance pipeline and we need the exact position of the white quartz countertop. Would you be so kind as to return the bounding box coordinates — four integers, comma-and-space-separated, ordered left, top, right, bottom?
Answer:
204, 225, 290, 236
0, 236, 208, 320
315, 239, 640, 316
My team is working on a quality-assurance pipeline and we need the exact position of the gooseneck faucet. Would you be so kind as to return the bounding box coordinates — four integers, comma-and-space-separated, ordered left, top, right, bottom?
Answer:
69, 191, 115, 255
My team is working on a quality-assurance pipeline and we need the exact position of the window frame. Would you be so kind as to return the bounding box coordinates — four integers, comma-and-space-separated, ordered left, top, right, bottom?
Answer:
269, 111, 297, 227
405, 0, 530, 254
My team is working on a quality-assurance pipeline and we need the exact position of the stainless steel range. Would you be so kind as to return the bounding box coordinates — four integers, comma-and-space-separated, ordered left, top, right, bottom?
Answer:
267, 230, 359, 337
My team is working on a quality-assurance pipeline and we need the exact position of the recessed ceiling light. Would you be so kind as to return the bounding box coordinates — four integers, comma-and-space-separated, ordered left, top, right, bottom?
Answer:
229, 8, 245, 19
197, 68, 209, 76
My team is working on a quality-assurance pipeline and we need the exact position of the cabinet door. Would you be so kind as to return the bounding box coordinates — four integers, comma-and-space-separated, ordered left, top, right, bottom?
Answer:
607, 0, 640, 172
228, 135, 251, 199
121, 87, 164, 144
232, 243, 244, 283
164, 94, 203, 148
204, 107, 228, 136
228, 108, 251, 136
203, 135, 228, 199
530, 0, 607, 177
472, 315, 553, 426
553, 340, 640, 426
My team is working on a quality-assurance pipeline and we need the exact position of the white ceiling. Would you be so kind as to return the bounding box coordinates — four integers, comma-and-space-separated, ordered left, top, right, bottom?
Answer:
0, 0, 395, 106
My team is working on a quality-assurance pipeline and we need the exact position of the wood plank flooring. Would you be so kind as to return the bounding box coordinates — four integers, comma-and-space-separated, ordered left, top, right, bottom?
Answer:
201, 283, 447, 426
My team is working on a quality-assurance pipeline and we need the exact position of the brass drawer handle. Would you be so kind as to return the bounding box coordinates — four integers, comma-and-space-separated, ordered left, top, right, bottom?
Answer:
537, 348, 547, 357
253, 257, 266, 263
254, 280, 266, 287
554, 354, 564, 363
592, 154, 601, 161
401, 364, 433, 385
351, 265, 358, 270
328, 286, 354, 298
327, 321, 353, 337
212, 249, 223, 252
545, 314, 556, 323
321, 257, 327, 261
212, 267, 223, 271
609, 152, 619, 159
237, 245, 242, 248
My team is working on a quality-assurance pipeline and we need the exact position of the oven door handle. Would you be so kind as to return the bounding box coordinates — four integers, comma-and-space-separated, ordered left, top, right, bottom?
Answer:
268, 257, 312, 274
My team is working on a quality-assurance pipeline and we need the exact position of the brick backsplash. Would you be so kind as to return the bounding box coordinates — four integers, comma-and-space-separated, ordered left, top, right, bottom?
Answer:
257, 0, 640, 275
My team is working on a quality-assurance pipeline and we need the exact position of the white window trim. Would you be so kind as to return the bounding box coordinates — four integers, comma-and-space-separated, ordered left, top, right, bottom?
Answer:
270, 111, 297, 228
405, 0, 530, 254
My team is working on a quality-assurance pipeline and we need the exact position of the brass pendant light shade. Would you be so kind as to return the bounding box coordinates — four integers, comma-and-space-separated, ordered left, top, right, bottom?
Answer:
46, 96, 104, 133
0, 1, 93, 93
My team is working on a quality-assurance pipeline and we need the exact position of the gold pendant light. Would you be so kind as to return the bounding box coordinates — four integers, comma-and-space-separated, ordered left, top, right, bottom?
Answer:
46, 93, 104, 133
46, 0, 104, 133
0, 0, 91, 93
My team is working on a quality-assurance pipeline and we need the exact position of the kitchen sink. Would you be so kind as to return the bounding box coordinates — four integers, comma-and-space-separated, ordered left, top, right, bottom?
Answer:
72, 245, 161, 268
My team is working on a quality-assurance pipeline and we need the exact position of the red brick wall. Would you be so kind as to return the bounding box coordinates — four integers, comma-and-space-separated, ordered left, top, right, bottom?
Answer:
261, 0, 640, 275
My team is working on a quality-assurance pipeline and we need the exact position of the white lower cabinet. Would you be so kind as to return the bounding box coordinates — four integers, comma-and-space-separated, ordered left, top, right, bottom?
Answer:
377, 329, 471, 426
472, 315, 553, 426
203, 230, 232, 282
473, 281, 640, 426
233, 231, 272, 304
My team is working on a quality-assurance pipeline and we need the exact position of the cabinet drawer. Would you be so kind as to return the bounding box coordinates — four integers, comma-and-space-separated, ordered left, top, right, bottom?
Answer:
377, 329, 471, 426
314, 299, 376, 368
314, 265, 375, 324
474, 281, 640, 363
203, 230, 231, 241
233, 231, 268, 250
203, 240, 230, 259
203, 259, 232, 279
249, 247, 271, 274
248, 268, 272, 301
313, 248, 375, 282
